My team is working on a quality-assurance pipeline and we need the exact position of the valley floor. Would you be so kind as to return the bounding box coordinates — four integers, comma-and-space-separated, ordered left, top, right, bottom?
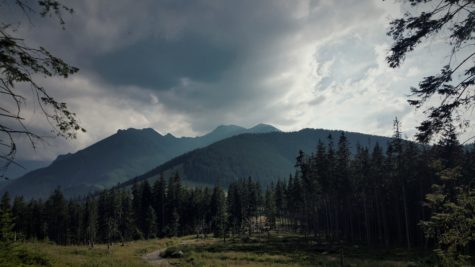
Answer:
2, 233, 435, 267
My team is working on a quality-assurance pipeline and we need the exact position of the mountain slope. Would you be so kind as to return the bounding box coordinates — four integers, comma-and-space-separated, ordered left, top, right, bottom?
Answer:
122, 128, 393, 188
2, 160, 51, 180
0, 160, 50, 191
2, 124, 279, 199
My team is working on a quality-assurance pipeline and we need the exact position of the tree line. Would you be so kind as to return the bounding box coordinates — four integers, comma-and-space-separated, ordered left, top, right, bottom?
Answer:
0, 121, 474, 262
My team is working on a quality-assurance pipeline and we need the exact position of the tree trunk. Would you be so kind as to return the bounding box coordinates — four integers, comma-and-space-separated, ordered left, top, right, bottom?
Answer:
401, 182, 411, 249
363, 194, 371, 246
380, 199, 389, 247
375, 193, 383, 244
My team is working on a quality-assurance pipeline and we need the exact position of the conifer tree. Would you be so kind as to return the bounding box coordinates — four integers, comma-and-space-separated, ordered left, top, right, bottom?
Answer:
118, 190, 134, 243
45, 188, 67, 244
246, 177, 259, 236
140, 181, 153, 234
11, 196, 26, 241
166, 172, 183, 236
370, 143, 390, 246
66, 200, 82, 244
274, 180, 285, 227
352, 145, 371, 245
0, 192, 15, 261
131, 182, 143, 238
152, 174, 166, 236
210, 185, 227, 240
143, 205, 157, 239
390, 118, 411, 248
264, 185, 276, 230
82, 196, 97, 247
0, 193, 14, 243
227, 182, 243, 237
97, 191, 108, 243
336, 132, 351, 240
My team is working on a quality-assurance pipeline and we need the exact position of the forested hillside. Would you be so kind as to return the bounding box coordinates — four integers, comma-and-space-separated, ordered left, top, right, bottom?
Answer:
123, 128, 393, 187
1, 124, 279, 199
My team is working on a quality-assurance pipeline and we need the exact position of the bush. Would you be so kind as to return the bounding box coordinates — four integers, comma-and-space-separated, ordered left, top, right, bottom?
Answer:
160, 247, 184, 258
0, 243, 51, 267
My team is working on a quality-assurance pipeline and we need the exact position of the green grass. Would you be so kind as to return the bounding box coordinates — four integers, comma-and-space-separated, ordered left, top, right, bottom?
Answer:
0, 234, 436, 267
0, 238, 182, 267
167, 233, 435, 267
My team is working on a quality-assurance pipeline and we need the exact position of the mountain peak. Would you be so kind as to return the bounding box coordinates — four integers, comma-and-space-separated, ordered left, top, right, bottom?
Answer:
249, 123, 281, 133
164, 133, 175, 138
199, 125, 247, 143
205, 123, 280, 138
116, 127, 160, 135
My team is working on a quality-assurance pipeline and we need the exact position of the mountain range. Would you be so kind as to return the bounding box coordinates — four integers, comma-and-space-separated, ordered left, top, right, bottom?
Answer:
2, 124, 395, 199
1, 124, 280, 199
121, 128, 392, 188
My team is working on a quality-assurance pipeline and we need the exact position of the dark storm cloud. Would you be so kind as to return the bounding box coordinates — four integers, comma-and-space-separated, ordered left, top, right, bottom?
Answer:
92, 34, 237, 89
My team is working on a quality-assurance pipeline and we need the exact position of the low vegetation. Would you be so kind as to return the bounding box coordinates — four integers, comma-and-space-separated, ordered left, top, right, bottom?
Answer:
0, 238, 182, 267
0, 234, 437, 267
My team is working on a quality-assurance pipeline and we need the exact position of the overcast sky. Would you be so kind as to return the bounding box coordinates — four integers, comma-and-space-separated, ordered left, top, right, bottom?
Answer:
3, 0, 474, 160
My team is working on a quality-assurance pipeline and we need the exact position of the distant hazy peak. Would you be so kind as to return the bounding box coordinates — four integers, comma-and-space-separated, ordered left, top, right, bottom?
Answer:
249, 123, 281, 132
213, 124, 246, 131
201, 123, 281, 139
164, 133, 175, 138
116, 127, 160, 135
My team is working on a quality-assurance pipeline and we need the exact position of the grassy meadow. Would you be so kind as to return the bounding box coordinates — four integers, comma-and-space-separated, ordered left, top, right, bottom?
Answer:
166, 234, 434, 267
0, 238, 179, 267
0, 233, 437, 267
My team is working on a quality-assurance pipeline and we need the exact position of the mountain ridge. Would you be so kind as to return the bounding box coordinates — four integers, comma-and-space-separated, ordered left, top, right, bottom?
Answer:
1, 124, 280, 199
120, 128, 393, 189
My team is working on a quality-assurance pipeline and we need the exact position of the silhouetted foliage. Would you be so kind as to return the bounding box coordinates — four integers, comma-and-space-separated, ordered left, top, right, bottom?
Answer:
0, 0, 84, 178
387, 0, 475, 143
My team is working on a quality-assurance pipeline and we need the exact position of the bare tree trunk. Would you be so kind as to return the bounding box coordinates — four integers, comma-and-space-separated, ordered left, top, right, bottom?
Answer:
363, 194, 371, 246
375, 193, 383, 245
348, 199, 354, 242
380, 199, 389, 247
402, 182, 411, 249
325, 197, 332, 240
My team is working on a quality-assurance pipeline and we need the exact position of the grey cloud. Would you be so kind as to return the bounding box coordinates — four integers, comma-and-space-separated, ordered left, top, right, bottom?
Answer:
308, 95, 326, 106
315, 35, 380, 89
92, 34, 237, 89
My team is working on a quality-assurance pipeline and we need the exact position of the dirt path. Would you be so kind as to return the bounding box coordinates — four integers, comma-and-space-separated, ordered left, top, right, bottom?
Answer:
142, 239, 205, 266
142, 249, 170, 266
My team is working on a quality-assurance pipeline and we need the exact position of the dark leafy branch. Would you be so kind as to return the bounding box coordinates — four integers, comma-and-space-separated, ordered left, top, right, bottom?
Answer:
0, 1, 84, 178
387, 0, 475, 143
